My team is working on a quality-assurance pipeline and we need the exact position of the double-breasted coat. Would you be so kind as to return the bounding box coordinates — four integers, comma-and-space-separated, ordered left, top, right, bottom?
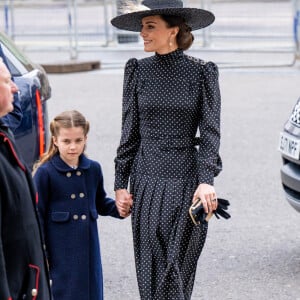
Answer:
0, 125, 52, 300
34, 154, 120, 300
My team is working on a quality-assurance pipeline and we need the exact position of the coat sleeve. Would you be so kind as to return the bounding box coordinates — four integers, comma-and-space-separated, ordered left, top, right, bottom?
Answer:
197, 62, 222, 185
33, 166, 50, 238
114, 58, 140, 190
95, 163, 122, 218
0, 193, 12, 300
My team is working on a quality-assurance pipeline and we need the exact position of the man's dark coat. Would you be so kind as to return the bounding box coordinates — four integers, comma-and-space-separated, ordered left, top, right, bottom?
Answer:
0, 125, 51, 300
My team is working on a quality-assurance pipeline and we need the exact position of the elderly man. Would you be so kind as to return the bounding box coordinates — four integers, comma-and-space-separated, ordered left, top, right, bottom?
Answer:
0, 58, 52, 299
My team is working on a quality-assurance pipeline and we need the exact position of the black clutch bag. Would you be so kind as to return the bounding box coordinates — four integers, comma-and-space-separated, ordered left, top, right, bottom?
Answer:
189, 198, 231, 225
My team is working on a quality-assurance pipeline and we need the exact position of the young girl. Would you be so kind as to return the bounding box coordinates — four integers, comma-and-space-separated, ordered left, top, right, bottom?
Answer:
33, 110, 121, 300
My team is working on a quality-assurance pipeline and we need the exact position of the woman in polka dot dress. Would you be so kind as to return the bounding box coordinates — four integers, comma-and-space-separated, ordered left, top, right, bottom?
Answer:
111, 0, 222, 299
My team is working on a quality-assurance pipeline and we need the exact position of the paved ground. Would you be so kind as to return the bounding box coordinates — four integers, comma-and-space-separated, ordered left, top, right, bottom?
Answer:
43, 60, 300, 300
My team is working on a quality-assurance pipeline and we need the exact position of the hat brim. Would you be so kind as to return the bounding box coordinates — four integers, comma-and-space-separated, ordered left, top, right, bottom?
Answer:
111, 8, 215, 32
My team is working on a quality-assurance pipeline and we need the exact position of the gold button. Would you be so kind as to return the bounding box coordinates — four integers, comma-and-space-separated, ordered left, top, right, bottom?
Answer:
79, 193, 85, 198
66, 172, 72, 177
76, 171, 81, 176
81, 214, 87, 220
71, 194, 76, 199
31, 289, 38, 296
73, 214, 79, 220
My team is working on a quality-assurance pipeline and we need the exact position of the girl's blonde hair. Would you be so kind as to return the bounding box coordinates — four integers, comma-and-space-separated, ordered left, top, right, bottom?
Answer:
33, 110, 89, 172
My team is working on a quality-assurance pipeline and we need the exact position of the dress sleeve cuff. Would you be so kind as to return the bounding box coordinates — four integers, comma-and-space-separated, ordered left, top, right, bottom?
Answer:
114, 175, 129, 191
197, 170, 214, 186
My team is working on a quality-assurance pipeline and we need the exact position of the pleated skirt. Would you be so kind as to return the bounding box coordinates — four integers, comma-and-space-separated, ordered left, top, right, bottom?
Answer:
130, 143, 208, 300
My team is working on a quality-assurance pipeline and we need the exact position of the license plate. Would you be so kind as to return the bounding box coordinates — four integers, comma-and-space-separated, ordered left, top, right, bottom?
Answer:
279, 132, 300, 160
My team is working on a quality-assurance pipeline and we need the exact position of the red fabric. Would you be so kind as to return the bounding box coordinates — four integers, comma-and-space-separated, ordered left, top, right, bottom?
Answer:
0, 132, 26, 172
29, 264, 40, 300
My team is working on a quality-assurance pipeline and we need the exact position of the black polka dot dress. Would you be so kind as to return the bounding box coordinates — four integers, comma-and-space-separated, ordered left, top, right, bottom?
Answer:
114, 49, 222, 300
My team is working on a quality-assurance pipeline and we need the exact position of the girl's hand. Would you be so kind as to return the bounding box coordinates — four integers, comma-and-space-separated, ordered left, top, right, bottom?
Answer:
192, 183, 218, 214
115, 189, 133, 218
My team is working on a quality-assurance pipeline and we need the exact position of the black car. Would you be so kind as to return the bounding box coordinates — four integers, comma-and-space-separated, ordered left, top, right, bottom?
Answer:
0, 31, 51, 169
279, 97, 300, 212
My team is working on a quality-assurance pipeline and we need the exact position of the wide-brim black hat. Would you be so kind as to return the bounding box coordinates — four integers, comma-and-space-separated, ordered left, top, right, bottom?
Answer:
111, 0, 215, 32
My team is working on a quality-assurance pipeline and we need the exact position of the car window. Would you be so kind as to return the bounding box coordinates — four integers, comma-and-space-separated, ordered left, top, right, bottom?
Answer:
0, 32, 34, 75
4, 55, 23, 76
0, 43, 28, 76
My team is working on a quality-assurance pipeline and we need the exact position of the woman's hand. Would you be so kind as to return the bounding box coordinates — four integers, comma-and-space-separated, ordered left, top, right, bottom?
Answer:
192, 183, 218, 214
115, 189, 133, 218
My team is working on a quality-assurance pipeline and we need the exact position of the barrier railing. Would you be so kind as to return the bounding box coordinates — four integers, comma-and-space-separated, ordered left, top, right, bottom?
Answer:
1, 0, 115, 59
294, 0, 300, 58
0, 0, 298, 66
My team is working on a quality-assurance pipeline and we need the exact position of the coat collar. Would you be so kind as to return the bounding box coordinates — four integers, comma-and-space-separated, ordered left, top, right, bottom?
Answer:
0, 126, 27, 172
50, 153, 91, 172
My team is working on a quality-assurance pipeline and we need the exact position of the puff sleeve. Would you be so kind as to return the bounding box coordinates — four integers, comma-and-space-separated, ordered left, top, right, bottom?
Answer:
197, 62, 222, 185
114, 58, 141, 190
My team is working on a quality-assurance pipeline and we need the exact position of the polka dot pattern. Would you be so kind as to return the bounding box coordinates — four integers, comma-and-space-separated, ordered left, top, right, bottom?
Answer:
114, 49, 222, 299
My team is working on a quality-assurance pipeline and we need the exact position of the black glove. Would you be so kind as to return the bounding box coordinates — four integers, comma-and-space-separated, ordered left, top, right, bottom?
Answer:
214, 198, 231, 220
189, 197, 231, 225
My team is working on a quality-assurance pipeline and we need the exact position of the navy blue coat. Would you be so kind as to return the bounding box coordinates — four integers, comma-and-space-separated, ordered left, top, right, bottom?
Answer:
34, 154, 120, 300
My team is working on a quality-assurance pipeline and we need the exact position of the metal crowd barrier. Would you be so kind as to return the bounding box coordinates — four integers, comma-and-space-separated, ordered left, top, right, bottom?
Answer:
1, 0, 115, 59
0, 0, 299, 66
294, 0, 300, 58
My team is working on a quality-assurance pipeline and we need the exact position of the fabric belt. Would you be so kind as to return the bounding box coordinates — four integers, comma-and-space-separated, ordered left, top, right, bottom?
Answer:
141, 137, 200, 149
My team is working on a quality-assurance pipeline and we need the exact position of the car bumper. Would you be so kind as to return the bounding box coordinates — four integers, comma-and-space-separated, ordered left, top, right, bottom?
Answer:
281, 162, 300, 212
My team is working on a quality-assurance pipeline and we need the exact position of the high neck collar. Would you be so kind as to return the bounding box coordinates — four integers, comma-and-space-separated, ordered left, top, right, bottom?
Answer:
154, 49, 183, 64
51, 153, 90, 172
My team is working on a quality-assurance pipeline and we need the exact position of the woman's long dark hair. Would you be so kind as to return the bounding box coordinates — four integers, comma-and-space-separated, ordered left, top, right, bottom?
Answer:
161, 14, 194, 50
